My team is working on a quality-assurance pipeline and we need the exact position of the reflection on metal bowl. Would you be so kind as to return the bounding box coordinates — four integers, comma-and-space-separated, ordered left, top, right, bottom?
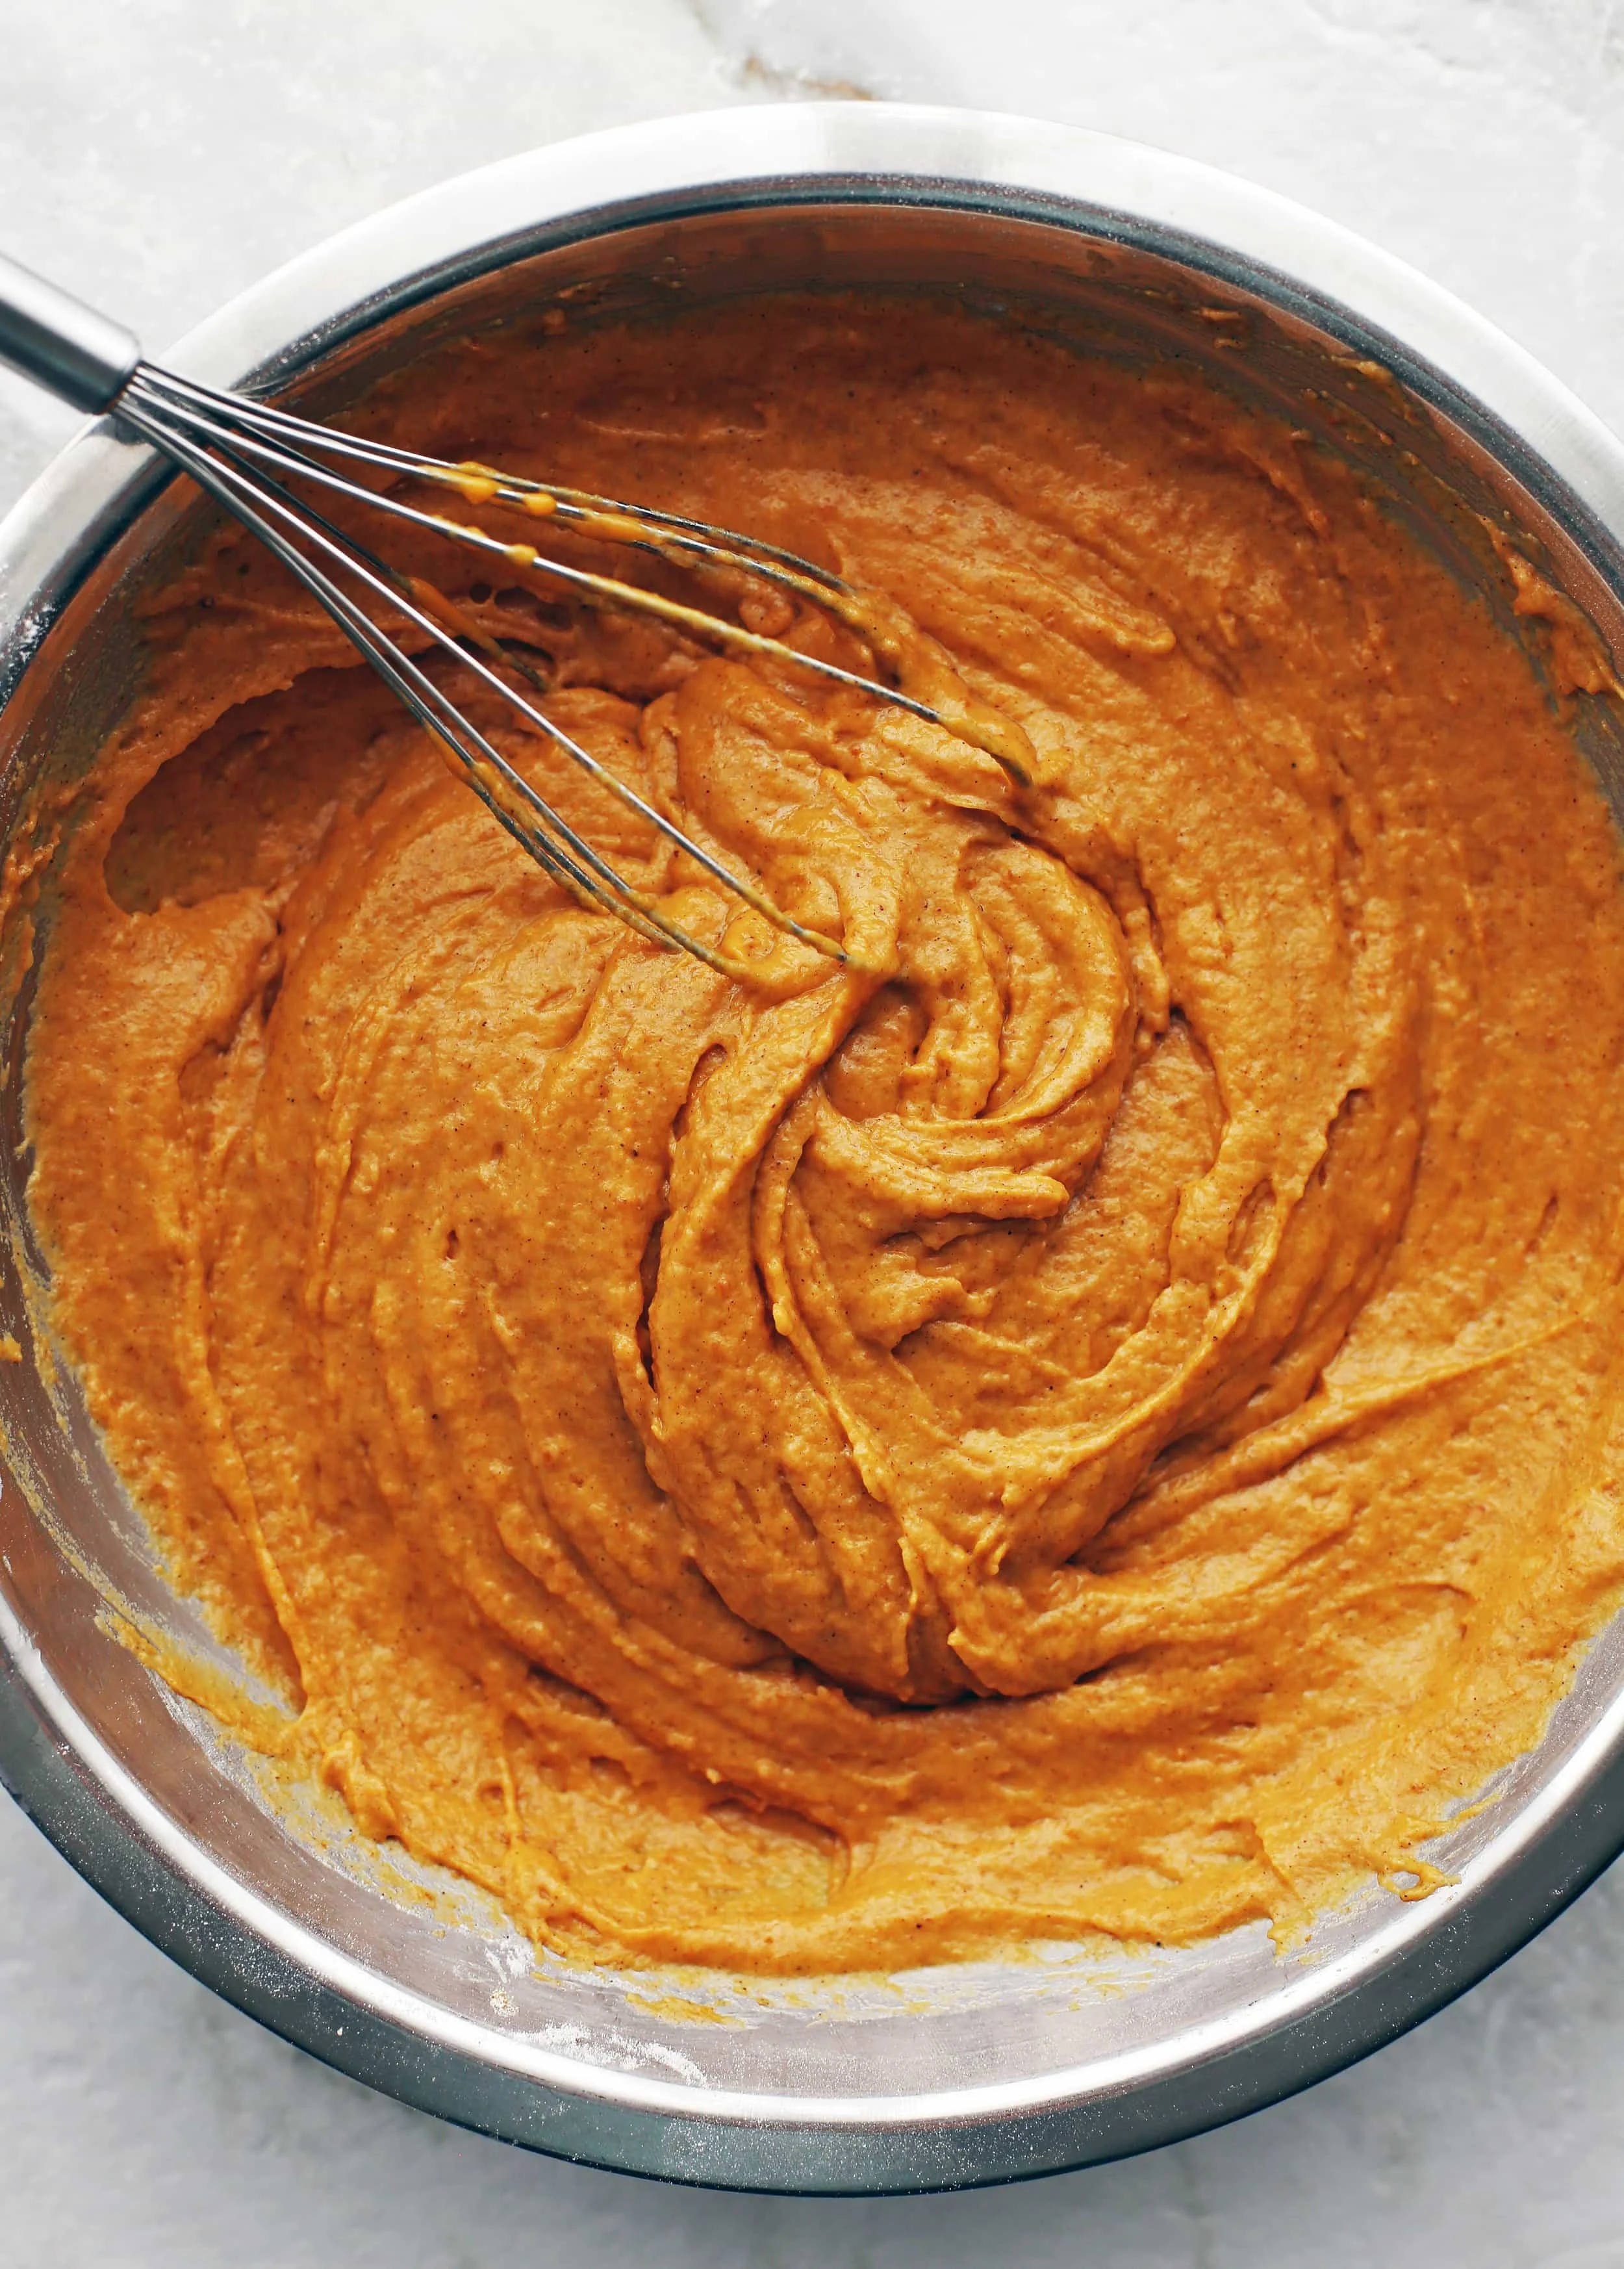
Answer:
3, 103, 1624, 2196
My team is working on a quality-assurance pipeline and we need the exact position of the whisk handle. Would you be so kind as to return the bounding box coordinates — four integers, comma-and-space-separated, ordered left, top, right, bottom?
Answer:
0, 251, 140, 415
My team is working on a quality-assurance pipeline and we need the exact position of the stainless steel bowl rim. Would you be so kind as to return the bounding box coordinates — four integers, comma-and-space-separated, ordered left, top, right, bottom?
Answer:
4, 101, 1624, 2189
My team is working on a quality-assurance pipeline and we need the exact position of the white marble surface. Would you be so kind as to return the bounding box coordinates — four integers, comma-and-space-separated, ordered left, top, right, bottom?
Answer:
6, 2, 1624, 2259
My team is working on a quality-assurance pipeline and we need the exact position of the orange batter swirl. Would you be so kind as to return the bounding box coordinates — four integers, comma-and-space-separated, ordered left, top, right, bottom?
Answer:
24, 295, 1624, 1969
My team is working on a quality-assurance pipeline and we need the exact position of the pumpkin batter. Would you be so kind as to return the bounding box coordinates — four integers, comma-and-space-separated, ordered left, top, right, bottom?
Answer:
23, 295, 1624, 1969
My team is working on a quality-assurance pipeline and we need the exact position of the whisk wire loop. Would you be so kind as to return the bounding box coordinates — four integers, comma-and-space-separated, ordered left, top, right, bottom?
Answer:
110, 361, 984, 974
123, 366, 946, 743
122, 390, 863, 967
0, 251, 1004, 971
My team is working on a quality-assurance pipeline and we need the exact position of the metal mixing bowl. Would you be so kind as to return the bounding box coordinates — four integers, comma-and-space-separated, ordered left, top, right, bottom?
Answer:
4, 104, 1624, 2197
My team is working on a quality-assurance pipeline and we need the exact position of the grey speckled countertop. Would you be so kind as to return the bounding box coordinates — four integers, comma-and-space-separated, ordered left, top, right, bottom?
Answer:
6, 5, 1624, 2263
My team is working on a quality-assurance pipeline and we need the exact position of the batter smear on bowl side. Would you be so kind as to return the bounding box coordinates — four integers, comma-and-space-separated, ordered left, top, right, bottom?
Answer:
24, 294, 1624, 1969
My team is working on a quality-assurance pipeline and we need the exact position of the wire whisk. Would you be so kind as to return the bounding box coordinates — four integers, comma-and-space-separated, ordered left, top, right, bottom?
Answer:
0, 251, 1032, 981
